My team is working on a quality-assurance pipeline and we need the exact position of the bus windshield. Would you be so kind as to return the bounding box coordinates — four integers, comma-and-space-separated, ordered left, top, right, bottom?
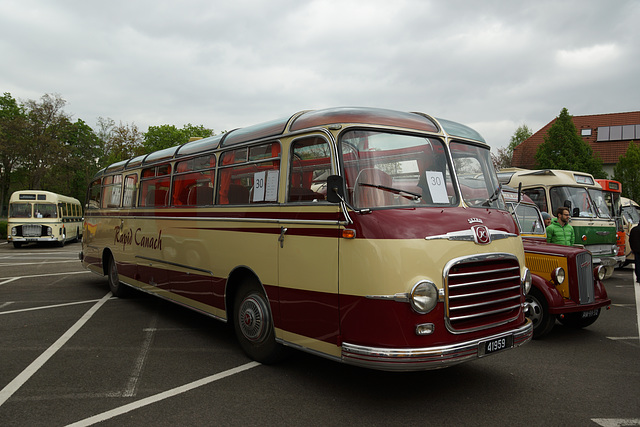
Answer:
549, 186, 597, 218
450, 141, 505, 210
9, 203, 31, 218
34, 203, 58, 218
588, 189, 612, 219
622, 205, 640, 225
341, 130, 457, 209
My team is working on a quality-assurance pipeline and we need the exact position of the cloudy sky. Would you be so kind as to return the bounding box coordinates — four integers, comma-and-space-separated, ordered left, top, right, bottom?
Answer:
1, 0, 638, 151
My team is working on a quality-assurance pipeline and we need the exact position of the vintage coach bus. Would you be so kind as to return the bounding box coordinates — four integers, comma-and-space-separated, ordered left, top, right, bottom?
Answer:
81, 107, 533, 371
7, 190, 83, 248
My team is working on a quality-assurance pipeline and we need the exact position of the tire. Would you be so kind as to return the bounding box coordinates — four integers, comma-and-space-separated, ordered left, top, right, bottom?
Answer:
558, 309, 601, 329
107, 255, 128, 297
526, 288, 555, 339
233, 279, 284, 364
13, 242, 23, 249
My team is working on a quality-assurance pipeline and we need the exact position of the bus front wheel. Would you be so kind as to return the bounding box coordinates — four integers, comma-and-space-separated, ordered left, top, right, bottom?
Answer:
107, 255, 128, 298
233, 280, 284, 364
526, 288, 555, 339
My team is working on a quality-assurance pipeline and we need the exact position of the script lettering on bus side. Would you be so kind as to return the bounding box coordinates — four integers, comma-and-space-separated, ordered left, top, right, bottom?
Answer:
114, 226, 163, 251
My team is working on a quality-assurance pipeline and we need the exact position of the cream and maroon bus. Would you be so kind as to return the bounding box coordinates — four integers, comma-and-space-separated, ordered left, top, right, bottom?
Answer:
8, 190, 83, 248
81, 107, 532, 371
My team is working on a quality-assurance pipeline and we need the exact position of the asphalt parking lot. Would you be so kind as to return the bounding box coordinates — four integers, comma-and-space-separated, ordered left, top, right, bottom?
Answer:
1, 241, 639, 426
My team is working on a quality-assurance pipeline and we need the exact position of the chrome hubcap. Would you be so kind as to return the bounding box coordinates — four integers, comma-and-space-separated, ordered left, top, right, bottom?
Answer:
238, 295, 268, 343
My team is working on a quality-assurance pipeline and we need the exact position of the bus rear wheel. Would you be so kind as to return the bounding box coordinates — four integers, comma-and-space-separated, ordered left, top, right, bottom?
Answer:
107, 255, 128, 298
233, 280, 284, 364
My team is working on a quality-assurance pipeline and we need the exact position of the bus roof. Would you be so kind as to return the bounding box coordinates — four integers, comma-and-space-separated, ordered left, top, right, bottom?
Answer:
94, 107, 487, 178
621, 196, 639, 208
498, 168, 601, 189
9, 190, 81, 204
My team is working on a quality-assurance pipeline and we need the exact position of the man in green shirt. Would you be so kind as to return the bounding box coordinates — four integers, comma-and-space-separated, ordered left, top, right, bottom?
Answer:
546, 207, 575, 246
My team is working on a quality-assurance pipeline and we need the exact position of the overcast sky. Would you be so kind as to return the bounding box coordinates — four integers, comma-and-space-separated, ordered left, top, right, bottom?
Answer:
1, 0, 638, 151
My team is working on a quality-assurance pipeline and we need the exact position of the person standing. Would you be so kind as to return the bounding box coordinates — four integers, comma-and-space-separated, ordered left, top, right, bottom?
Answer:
541, 211, 552, 227
546, 207, 575, 246
629, 224, 640, 283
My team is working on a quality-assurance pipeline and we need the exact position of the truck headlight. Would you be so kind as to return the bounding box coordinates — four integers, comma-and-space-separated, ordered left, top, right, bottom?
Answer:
551, 267, 565, 285
410, 281, 438, 314
594, 265, 605, 281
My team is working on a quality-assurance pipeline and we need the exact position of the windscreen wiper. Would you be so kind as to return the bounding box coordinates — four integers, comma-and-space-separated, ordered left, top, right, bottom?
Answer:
359, 183, 422, 201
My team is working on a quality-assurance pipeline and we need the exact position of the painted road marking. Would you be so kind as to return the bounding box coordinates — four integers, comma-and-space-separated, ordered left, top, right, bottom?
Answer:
66, 361, 261, 427
0, 292, 112, 406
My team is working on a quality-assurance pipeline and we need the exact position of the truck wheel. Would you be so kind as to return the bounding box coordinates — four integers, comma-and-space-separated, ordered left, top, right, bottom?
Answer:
558, 309, 601, 328
107, 255, 128, 297
526, 288, 555, 339
233, 279, 284, 364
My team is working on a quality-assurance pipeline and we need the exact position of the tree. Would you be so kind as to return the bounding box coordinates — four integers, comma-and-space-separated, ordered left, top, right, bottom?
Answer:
0, 92, 29, 214
493, 124, 532, 170
612, 142, 640, 202
100, 120, 144, 166
143, 123, 215, 153
19, 93, 75, 190
534, 107, 606, 178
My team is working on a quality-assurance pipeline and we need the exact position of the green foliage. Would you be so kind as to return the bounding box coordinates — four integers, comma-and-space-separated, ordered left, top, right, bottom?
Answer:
613, 142, 640, 202
508, 124, 532, 153
143, 123, 214, 153
0, 219, 6, 239
534, 107, 606, 178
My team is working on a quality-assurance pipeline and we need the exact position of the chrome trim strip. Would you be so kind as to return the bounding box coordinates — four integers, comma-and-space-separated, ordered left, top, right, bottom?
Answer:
88, 214, 347, 227
134, 255, 214, 276
425, 229, 518, 241
365, 292, 409, 302
340, 319, 532, 372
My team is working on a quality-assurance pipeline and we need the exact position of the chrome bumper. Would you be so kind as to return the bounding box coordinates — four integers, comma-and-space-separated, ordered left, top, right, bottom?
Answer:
341, 319, 533, 372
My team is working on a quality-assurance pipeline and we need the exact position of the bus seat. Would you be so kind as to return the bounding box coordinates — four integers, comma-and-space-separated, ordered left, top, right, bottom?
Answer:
228, 184, 249, 204
187, 186, 214, 206
145, 190, 155, 206
355, 168, 393, 208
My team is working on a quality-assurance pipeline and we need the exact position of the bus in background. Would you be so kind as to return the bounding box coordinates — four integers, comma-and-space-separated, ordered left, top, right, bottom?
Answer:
620, 196, 640, 266
82, 107, 533, 371
595, 179, 625, 265
498, 168, 622, 279
7, 190, 83, 248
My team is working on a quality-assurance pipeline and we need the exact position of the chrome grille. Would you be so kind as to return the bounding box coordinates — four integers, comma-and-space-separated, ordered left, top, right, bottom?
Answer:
445, 254, 523, 333
22, 224, 43, 237
576, 252, 595, 304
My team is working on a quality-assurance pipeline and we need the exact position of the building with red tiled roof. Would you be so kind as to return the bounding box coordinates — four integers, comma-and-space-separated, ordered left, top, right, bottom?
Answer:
511, 111, 640, 177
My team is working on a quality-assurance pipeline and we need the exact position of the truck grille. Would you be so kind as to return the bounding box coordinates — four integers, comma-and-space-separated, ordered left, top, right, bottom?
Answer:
445, 254, 523, 333
576, 252, 595, 304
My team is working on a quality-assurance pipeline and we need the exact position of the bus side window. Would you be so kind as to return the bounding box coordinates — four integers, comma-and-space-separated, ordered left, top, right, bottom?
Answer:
87, 178, 102, 209
122, 174, 138, 208
218, 143, 280, 205
288, 136, 331, 203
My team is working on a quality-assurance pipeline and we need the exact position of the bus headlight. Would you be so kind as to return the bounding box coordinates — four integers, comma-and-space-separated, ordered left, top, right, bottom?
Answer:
551, 267, 565, 285
522, 268, 532, 294
45, 226, 52, 236
410, 281, 438, 314
11, 227, 17, 236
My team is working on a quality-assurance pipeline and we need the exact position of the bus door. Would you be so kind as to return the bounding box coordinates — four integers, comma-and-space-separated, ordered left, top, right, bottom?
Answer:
276, 136, 342, 352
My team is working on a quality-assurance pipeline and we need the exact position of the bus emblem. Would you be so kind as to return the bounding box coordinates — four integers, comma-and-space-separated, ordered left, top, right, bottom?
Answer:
472, 225, 491, 244
468, 218, 483, 224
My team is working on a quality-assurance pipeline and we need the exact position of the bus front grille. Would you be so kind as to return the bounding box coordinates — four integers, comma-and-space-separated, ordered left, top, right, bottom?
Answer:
22, 224, 44, 237
445, 254, 523, 333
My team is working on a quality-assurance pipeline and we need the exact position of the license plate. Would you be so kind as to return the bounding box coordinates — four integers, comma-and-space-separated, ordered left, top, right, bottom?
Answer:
581, 309, 599, 318
479, 335, 514, 357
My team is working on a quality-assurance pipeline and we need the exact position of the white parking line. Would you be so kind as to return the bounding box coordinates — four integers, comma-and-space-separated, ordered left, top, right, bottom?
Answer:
66, 361, 261, 427
0, 292, 112, 406
0, 270, 91, 284
0, 298, 112, 315
591, 418, 640, 426
0, 260, 80, 267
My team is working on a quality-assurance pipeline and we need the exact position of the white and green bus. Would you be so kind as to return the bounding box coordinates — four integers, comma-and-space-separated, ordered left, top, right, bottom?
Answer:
7, 190, 83, 248
498, 168, 622, 278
